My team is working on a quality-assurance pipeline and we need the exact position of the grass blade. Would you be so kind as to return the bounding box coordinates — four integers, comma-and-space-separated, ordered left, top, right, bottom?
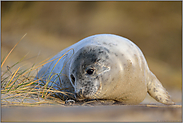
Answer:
1, 33, 27, 67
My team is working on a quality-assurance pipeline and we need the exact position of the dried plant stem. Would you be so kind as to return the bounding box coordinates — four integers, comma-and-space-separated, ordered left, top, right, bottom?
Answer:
1, 33, 27, 67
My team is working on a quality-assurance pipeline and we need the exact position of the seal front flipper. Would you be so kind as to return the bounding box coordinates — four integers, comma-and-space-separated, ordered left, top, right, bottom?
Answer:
147, 72, 175, 105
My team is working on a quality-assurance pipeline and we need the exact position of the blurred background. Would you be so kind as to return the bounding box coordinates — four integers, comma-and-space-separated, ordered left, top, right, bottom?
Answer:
1, 1, 182, 102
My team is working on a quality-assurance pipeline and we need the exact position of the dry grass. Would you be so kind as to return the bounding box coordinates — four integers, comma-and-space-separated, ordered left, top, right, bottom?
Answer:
1, 34, 75, 106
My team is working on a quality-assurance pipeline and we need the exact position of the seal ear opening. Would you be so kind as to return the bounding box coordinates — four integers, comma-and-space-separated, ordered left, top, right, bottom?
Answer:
70, 74, 75, 85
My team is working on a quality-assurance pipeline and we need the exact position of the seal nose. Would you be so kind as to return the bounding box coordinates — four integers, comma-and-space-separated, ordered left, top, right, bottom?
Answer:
75, 89, 83, 98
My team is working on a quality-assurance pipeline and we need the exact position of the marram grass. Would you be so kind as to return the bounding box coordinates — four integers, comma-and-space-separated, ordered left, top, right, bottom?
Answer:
1, 34, 74, 106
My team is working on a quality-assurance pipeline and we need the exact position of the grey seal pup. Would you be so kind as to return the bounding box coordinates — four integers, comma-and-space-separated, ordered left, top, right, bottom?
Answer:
36, 34, 174, 105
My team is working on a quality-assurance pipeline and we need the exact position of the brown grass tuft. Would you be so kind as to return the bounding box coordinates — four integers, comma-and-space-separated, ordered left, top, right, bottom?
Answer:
1, 34, 74, 106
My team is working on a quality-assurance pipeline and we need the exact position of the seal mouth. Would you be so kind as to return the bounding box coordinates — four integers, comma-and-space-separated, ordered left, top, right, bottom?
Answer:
75, 89, 86, 100
75, 81, 102, 100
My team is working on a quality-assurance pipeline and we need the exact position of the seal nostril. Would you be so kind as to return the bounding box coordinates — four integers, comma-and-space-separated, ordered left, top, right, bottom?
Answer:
70, 74, 75, 85
76, 89, 83, 98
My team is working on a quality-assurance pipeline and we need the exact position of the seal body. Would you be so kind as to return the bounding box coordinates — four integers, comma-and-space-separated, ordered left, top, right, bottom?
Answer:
36, 34, 174, 105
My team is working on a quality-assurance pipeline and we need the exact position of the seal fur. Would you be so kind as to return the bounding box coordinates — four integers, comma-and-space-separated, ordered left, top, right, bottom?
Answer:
36, 34, 174, 105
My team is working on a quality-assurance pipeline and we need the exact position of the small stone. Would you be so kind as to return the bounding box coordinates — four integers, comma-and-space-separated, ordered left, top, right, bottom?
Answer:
65, 99, 75, 105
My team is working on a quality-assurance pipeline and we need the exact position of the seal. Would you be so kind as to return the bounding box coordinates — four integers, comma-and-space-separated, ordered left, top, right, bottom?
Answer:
36, 34, 174, 105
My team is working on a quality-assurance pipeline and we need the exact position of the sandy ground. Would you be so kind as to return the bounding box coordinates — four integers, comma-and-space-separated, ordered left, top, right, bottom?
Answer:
2, 104, 181, 122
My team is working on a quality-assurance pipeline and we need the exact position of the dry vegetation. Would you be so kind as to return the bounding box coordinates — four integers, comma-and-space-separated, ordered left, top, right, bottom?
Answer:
1, 35, 70, 106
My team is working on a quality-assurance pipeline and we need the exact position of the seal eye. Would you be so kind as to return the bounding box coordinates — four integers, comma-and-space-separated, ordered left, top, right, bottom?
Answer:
86, 69, 94, 75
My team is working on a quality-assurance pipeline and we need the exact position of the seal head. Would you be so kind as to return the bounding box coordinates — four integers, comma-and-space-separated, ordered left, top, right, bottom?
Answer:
69, 45, 112, 100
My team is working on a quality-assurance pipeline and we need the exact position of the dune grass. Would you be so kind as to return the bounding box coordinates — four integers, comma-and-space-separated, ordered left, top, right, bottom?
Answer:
1, 34, 75, 106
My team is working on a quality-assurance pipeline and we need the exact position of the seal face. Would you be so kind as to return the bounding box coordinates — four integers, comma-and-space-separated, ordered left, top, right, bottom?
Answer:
36, 34, 174, 105
69, 45, 111, 99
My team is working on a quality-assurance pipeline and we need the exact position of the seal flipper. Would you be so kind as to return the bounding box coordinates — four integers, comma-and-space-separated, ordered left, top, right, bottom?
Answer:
147, 72, 175, 105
